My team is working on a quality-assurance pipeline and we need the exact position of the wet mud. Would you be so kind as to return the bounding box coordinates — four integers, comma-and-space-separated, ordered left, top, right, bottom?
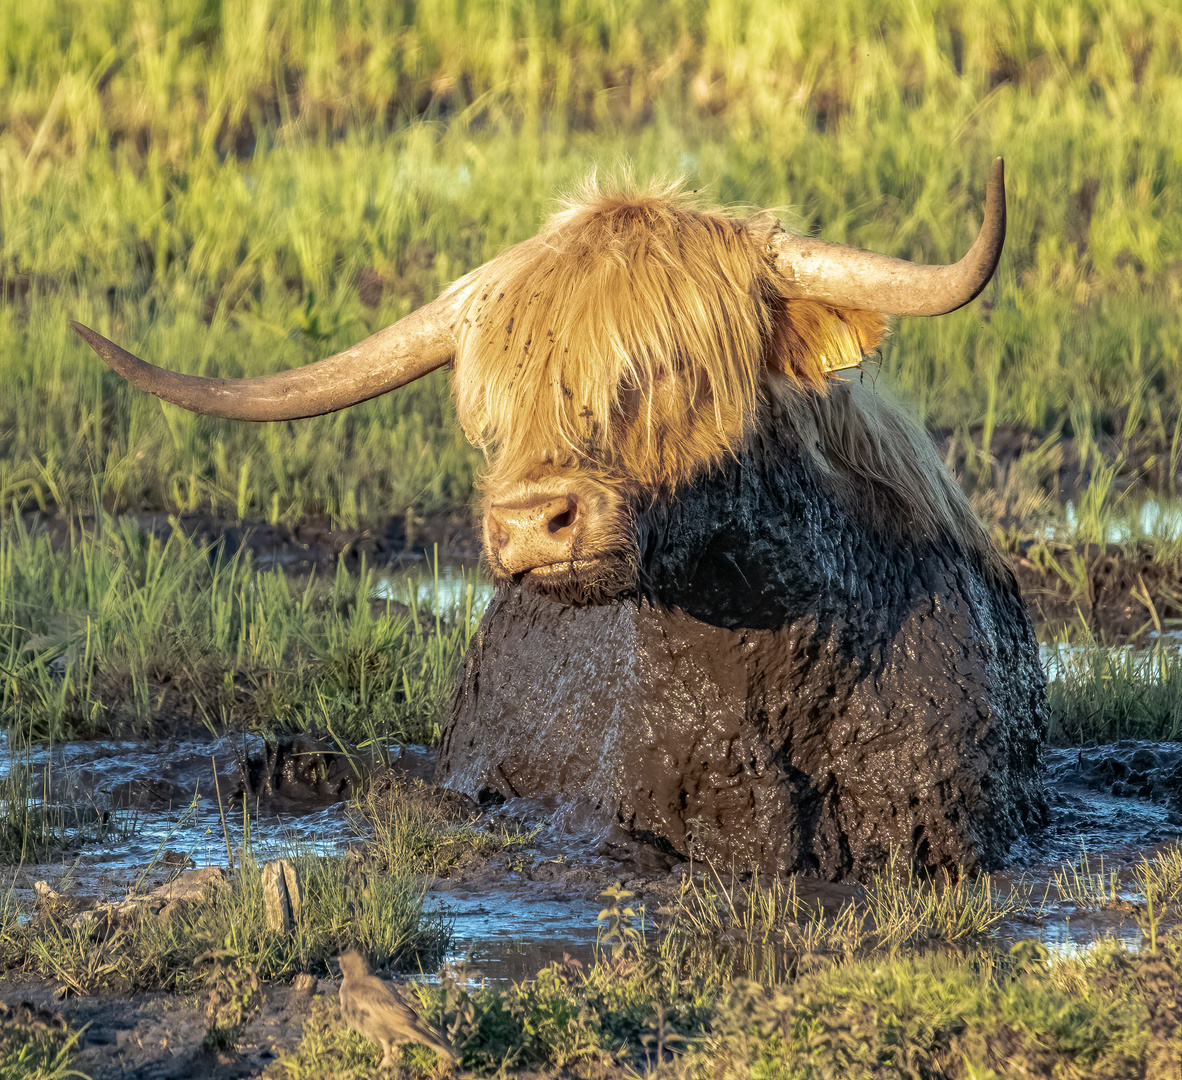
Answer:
5, 737, 1182, 1076
23, 508, 484, 574
8, 740, 1181, 961
2, 981, 315, 1080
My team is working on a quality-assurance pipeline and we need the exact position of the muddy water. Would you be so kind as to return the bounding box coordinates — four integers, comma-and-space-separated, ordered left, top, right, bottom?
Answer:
6, 733, 1182, 979
0, 734, 605, 981
0, 735, 355, 900
372, 561, 493, 616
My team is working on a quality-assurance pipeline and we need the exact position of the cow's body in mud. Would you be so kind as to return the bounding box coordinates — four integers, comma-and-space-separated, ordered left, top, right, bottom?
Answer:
441, 402, 1046, 878
73, 165, 1047, 877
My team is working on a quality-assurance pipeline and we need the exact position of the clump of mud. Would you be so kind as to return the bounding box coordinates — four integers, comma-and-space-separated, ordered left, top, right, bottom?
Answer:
1046, 742, 1182, 807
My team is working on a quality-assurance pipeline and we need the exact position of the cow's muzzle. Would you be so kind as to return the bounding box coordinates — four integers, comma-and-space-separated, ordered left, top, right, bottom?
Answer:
485, 494, 582, 576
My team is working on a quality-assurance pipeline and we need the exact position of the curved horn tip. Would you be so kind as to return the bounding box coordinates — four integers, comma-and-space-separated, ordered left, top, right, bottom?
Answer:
70, 320, 107, 351
987, 157, 1005, 203
69, 320, 135, 370
70, 319, 107, 355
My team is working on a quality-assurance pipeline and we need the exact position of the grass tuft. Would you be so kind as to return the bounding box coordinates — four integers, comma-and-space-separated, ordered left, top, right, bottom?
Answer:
1046, 634, 1182, 744
4, 849, 451, 995
0, 515, 482, 743
350, 780, 535, 877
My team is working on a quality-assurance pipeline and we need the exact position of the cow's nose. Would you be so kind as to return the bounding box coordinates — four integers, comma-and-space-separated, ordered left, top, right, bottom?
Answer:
486, 495, 580, 573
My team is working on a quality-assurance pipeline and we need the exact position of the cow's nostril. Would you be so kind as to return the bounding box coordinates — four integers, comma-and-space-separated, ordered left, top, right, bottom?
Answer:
547, 497, 578, 535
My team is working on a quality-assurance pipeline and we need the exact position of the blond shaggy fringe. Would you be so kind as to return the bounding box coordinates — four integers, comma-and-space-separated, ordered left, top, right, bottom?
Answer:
453, 175, 992, 563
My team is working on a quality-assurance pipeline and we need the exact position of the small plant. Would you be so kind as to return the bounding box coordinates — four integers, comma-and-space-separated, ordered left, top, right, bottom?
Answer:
597, 885, 642, 959
1053, 849, 1129, 912
0, 1003, 86, 1080
1132, 843, 1182, 907
862, 848, 1033, 950
199, 936, 263, 1051
350, 780, 535, 876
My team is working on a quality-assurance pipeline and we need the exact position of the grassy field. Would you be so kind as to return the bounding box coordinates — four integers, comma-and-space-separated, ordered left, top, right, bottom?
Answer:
0, 514, 1172, 746
0, 515, 479, 744
5, 7, 1182, 1078
273, 934, 1170, 1079
2, 0, 1181, 526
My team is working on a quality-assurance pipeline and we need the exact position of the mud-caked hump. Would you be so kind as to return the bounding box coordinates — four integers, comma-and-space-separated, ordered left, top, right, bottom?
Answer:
440, 405, 1047, 879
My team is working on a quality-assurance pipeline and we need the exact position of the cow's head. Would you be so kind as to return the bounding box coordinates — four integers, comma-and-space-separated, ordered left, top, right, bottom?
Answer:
73, 163, 1006, 599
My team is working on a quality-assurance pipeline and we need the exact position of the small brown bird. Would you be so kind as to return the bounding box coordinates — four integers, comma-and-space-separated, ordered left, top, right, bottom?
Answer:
337, 949, 457, 1069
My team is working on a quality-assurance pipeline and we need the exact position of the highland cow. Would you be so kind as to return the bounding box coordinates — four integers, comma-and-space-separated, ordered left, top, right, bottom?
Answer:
73, 160, 1047, 879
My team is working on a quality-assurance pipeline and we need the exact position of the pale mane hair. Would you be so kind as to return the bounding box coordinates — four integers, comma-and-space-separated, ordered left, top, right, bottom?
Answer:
452, 176, 994, 564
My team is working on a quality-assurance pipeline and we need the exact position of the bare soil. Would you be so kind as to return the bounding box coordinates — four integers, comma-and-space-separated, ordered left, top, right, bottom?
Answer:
1, 981, 314, 1080
1012, 539, 1182, 638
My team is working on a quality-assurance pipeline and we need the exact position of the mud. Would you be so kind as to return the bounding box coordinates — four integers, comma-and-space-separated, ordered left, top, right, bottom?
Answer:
0, 734, 435, 912
1043, 741, 1182, 810
23, 508, 483, 573
444, 403, 1048, 880
5, 736, 1182, 1077
1, 980, 314, 1080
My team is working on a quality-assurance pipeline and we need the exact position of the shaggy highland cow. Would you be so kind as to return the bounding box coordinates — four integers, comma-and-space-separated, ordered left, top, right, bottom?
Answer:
73, 160, 1047, 879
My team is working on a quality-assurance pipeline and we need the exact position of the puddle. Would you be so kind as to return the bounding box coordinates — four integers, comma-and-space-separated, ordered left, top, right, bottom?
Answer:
5, 731, 1182, 979
0, 734, 356, 904
439, 891, 602, 983
372, 561, 493, 618
1040, 638, 1182, 682
1055, 496, 1182, 544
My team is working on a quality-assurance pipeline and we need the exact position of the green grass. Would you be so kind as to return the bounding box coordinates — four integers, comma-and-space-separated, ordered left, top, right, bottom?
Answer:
1, 1, 1181, 525
0, 512, 482, 741
270, 886, 1173, 1079
4, 847, 450, 995
0, 1028, 87, 1080
659, 853, 1034, 988
1046, 634, 1182, 744
350, 780, 536, 876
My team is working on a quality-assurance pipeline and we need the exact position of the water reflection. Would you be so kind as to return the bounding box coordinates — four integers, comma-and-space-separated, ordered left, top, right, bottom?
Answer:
371, 561, 493, 618
1057, 496, 1182, 544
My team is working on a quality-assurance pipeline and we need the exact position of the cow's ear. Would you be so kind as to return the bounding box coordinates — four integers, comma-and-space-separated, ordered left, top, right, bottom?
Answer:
767, 298, 889, 388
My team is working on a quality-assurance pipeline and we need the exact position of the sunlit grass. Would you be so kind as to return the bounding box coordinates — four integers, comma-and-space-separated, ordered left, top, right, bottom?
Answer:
0, 513, 484, 742
4, 844, 451, 995
662, 851, 1033, 985
1, 1, 1181, 525
272, 876, 1160, 1079
0, 1027, 86, 1080
350, 780, 535, 876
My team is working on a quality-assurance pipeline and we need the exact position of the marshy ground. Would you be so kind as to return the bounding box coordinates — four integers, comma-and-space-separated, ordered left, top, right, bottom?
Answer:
4, 519, 1182, 1079
7, 1, 1182, 1076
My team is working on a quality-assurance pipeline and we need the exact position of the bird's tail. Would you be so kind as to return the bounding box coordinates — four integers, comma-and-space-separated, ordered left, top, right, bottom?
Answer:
420, 1025, 458, 1062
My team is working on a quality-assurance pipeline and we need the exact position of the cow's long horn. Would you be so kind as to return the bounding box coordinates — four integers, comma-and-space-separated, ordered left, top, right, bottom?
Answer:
769, 158, 1006, 316
70, 287, 463, 421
